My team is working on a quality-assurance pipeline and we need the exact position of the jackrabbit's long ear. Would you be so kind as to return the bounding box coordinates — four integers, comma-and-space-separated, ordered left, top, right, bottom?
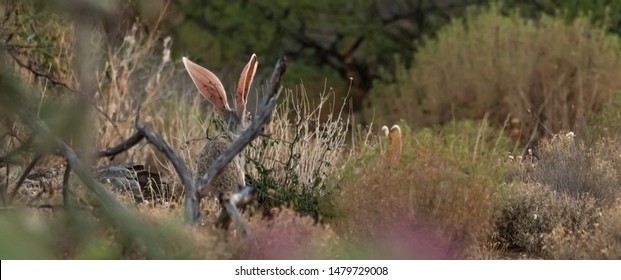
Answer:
387, 125, 402, 166
380, 125, 389, 138
182, 57, 231, 114
235, 53, 258, 119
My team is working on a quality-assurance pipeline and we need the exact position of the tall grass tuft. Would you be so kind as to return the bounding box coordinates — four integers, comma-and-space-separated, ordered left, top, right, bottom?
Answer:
246, 85, 350, 219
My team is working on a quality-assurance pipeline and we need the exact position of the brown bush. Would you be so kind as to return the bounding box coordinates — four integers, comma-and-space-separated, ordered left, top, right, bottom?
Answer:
370, 5, 621, 145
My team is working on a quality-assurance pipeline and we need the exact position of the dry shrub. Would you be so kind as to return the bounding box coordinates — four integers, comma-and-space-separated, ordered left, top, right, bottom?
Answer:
498, 132, 621, 258
525, 133, 621, 206
336, 120, 511, 259
496, 182, 601, 257
543, 202, 621, 259
245, 86, 349, 217
371, 5, 621, 144
247, 86, 348, 190
233, 208, 338, 259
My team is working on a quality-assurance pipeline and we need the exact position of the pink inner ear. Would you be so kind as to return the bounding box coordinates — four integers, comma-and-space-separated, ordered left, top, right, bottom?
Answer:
182, 57, 231, 114
236, 54, 258, 118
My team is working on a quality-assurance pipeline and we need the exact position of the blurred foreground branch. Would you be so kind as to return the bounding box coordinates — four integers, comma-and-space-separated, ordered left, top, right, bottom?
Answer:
16, 108, 176, 258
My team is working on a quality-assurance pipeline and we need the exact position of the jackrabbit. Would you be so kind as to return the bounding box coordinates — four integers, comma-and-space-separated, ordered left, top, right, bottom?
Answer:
380, 124, 402, 166
182, 54, 258, 229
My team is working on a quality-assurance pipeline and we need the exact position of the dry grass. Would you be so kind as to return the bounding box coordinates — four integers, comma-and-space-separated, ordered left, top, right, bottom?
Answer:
247, 85, 349, 192
334, 120, 513, 259
245, 85, 349, 218
93, 23, 189, 202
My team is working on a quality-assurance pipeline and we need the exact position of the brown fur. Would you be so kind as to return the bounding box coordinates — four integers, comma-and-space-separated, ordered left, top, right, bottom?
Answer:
195, 132, 245, 199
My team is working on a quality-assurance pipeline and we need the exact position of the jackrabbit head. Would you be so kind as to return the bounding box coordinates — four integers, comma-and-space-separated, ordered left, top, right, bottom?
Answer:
182, 54, 258, 134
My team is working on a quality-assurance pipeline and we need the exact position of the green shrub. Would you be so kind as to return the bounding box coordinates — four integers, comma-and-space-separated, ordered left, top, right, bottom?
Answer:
370, 5, 621, 145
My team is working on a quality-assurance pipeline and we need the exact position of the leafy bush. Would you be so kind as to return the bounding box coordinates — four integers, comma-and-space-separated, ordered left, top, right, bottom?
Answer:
370, 5, 621, 145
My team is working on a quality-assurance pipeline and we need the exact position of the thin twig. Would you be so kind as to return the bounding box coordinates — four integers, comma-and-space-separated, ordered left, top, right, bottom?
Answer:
7, 51, 77, 92
62, 161, 71, 209
95, 130, 145, 159
283, 111, 304, 187
0, 135, 33, 166
9, 154, 42, 199
93, 103, 124, 141
0, 206, 15, 211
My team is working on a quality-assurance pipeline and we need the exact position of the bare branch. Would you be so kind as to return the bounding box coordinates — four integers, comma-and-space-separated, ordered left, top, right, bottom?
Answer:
9, 154, 42, 199
62, 161, 71, 209
18, 109, 128, 212
214, 185, 256, 234
6, 51, 77, 92
134, 121, 194, 195
95, 130, 145, 159
18, 107, 179, 258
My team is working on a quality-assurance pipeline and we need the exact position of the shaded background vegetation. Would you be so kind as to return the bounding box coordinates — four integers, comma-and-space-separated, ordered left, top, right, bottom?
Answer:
2, 0, 621, 259
118, 0, 621, 136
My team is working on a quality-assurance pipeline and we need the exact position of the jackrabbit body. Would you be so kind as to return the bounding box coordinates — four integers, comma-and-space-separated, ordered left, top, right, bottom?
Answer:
182, 54, 258, 203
